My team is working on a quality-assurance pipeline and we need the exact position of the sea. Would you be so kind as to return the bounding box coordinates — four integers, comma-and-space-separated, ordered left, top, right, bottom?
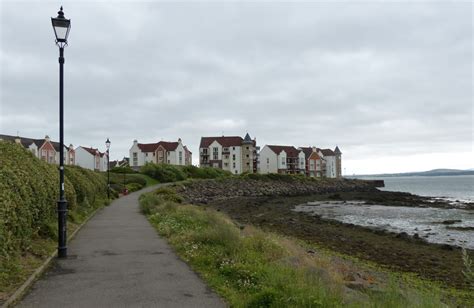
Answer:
294, 175, 474, 249
364, 175, 474, 203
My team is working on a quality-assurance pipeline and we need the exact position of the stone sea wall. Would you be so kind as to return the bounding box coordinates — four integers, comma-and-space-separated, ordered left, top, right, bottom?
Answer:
176, 177, 381, 204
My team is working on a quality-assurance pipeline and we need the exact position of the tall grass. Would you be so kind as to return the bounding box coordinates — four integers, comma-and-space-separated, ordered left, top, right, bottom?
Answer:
140, 188, 446, 307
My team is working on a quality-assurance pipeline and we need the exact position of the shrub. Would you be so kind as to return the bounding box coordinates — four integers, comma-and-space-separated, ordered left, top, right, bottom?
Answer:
140, 163, 187, 183
126, 182, 144, 192
110, 166, 135, 174
0, 141, 107, 265
141, 163, 231, 183
181, 165, 231, 179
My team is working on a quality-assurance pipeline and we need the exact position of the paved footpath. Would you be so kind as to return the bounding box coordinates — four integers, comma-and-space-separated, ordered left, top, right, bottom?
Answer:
17, 185, 225, 308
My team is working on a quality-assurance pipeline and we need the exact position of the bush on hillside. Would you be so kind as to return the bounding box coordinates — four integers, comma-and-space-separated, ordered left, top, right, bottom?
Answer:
110, 166, 135, 174
140, 163, 187, 183
181, 165, 231, 179
0, 141, 108, 264
141, 163, 231, 183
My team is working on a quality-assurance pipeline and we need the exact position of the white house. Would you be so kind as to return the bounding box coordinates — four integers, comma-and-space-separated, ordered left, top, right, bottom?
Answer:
129, 138, 192, 170
199, 134, 257, 174
318, 147, 342, 178
75, 146, 108, 171
258, 145, 305, 175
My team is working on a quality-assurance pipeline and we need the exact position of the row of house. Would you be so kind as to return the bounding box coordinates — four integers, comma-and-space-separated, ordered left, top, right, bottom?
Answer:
259, 145, 341, 178
0, 134, 110, 172
2, 133, 342, 178
197, 134, 342, 178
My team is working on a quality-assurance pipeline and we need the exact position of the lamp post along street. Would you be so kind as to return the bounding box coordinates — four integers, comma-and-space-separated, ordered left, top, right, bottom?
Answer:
51, 6, 71, 259
106, 138, 111, 199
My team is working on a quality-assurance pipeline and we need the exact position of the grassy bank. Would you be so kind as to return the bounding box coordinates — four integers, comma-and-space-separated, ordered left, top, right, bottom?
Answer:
106, 171, 158, 194
140, 163, 231, 183
0, 142, 110, 301
140, 186, 449, 307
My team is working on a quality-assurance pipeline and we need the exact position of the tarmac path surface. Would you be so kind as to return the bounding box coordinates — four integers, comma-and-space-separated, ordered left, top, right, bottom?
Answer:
17, 185, 225, 308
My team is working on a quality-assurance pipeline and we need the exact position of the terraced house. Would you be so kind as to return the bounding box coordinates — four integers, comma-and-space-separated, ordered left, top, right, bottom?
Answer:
259, 144, 342, 178
129, 138, 192, 170
199, 133, 258, 174
258, 145, 306, 175
0, 134, 75, 165
75, 146, 109, 171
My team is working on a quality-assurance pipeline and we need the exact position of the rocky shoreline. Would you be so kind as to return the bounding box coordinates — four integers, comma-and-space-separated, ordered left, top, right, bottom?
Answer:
173, 177, 473, 290
177, 177, 380, 204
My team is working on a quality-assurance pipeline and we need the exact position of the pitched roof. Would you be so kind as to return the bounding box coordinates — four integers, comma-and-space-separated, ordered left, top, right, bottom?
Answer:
0, 134, 71, 151
138, 141, 180, 152
320, 149, 335, 156
81, 146, 102, 156
137, 143, 158, 152
334, 146, 342, 154
183, 145, 192, 154
267, 145, 301, 157
299, 147, 314, 159
158, 141, 179, 151
199, 136, 243, 148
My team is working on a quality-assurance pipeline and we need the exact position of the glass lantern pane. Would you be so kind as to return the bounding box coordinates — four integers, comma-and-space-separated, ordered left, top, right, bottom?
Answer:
54, 26, 68, 40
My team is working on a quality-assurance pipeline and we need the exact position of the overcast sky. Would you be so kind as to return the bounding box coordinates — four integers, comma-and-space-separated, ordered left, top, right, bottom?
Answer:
1, 1, 472, 174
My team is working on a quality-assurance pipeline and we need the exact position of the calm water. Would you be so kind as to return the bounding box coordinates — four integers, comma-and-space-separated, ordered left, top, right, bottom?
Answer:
294, 175, 474, 249
294, 202, 474, 249
355, 175, 474, 202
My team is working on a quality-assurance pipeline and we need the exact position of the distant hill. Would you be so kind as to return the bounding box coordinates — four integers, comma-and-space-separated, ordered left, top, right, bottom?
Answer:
353, 169, 474, 178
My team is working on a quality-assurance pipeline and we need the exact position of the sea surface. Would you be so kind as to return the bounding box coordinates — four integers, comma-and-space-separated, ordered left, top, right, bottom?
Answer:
294, 175, 474, 249
358, 175, 474, 202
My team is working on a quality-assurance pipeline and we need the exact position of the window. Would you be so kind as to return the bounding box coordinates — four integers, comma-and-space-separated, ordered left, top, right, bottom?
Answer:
224, 163, 228, 167
146, 153, 148, 157
213, 147, 218, 160
232, 154, 236, 161
179, 151, 183, 164
247, 162, 250, 166
202, 148, 208, 154
153, 152, 155, 156
225, 155, 229, 159
246, 147, 249, 150
266, 158, 269, 164
233, 162, 236, 168
223, 147, 229, 152
133, 152, 138, 166
281, 157, 286, 166
246, 154, 249, 158
235, 170, 238, 174
232, 147, 235, 150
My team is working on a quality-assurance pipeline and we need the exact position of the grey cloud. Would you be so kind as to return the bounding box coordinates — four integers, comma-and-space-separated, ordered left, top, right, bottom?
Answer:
1, 1, 472, 172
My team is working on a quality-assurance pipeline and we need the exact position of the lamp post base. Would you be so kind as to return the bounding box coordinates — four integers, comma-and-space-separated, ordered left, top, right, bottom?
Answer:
57, 199, 68, 258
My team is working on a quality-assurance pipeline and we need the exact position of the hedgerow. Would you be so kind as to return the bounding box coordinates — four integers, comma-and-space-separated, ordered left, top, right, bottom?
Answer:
140, 163, 231, 183
0, 141, 108, 269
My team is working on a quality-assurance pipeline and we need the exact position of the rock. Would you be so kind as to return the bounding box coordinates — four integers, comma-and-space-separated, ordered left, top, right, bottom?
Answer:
441, 220, 462, 225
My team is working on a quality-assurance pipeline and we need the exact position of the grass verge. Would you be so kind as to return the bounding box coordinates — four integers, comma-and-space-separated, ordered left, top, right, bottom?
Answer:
140, 187, 449, 307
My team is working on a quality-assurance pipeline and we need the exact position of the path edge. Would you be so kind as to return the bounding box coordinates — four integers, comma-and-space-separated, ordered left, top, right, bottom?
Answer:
2, 205, 104, 308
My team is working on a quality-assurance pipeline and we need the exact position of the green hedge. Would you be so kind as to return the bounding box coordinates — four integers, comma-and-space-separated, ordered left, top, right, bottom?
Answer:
140, 163, 231, 183
0, 141, 108, 264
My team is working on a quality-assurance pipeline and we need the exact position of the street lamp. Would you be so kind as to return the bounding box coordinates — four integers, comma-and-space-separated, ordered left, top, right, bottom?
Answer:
106, 138, 111, 199
51, 6, 71, 259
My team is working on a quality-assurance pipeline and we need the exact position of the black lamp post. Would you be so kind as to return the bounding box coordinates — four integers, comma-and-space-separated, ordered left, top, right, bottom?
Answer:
51, 6, 71, 259
106, 138, 111, 199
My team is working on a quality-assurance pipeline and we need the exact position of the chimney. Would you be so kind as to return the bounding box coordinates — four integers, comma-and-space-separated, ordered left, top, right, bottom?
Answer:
178, 138, 182, 144
133, 139, 138, 145
45, 135, 50, 142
